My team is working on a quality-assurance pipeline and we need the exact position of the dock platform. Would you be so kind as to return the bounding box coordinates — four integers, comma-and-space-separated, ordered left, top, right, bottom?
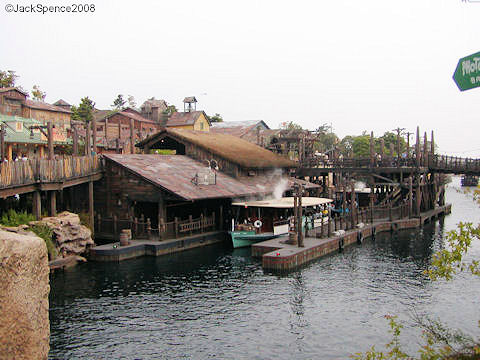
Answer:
252, 204, 452, 273
89, 231, 226, 261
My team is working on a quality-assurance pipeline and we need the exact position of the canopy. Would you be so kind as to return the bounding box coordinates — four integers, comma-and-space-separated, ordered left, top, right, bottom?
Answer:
232, 197, 333, 209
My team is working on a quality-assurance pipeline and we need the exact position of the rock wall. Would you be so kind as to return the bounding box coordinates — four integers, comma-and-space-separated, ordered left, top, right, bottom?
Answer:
31, 211, 95, 258
0, 229, 50, 359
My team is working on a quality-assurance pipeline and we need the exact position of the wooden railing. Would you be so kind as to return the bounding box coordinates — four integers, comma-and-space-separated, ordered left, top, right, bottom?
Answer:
95, 213, 216, 241
428, 155, 480, 173
311, 203, 410, 239
301, 154, 480, 174
0, 155, 102, 189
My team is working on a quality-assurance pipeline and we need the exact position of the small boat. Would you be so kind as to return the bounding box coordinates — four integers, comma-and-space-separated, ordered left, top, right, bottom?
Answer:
230, 197, 333, 248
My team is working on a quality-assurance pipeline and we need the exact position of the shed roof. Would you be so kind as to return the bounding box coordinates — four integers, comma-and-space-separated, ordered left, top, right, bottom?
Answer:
95, 108, 156, 124
137, 129, 298, 169
167, 111, 209, 127
0, 87, 28, 96
210, 120, 270, 138
25, 99, 72, 114
183, 96, 197, 103
53, 99, 71, 107
104, 154, 315, 201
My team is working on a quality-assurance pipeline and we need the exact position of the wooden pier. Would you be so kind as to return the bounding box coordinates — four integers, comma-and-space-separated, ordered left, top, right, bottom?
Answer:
252, 204, 451, 273
89, 231, 226, 262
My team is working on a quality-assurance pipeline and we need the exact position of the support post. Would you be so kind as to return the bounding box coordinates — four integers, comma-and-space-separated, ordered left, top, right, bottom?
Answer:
85, 121, 91, 156
49, 191, 56, 217
92, 114, 97, 154
47, 121, 54, 160
0, 123, 5, 161
416, 126, 420, 168
408, 176, 413, 218
88, 181, 94, 235
369, 131, 375, 167
298, 188, 304, 247
416, 176, 421, 216
73, 124, 78, 156
350, 182, 356, 228
130, 118, 135, 154
423, 132, 428, 167
33, 191, 42, 220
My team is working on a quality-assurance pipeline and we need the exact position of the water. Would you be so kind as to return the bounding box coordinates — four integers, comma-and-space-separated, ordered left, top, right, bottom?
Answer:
49, 177, 480, 359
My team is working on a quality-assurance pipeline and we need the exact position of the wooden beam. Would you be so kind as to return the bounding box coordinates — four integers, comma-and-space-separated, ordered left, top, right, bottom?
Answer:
33, 191, 41, 220
49, 191, 56, 216
89, 181, 94, 234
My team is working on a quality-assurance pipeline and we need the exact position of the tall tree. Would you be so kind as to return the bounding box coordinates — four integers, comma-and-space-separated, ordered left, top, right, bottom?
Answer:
127, 95, 136, 109
71, 97, 95, 123
112, 94, 126, 110
209, 113, 223, 123
31, 85, 46, 101
279, 121, 303, 130
0, 70, 18, 88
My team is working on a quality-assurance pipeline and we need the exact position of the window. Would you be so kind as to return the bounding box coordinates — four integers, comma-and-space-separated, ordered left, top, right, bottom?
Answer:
200, 122, 204, 130
15, 122, 23, 132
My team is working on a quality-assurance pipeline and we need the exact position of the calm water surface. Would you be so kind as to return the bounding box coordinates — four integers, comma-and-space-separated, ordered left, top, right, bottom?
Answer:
49, 177, 480, 359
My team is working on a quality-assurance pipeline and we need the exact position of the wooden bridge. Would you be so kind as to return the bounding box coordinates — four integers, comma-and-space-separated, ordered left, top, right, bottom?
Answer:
0, 155, 102, 222
297, 154, 480, 177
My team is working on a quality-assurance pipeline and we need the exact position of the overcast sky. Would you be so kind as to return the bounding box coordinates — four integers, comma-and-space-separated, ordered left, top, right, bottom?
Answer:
1, 0, 479, 156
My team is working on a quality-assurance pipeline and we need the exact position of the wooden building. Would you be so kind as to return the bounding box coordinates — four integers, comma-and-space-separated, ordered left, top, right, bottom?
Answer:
140, 98, 168, 126
94, 108, 158, 154
210, 120, 271, 145
0, 87, 72, 132
0, 114, 70, 160
94, 129, 318, 237
166, 110, 211, 132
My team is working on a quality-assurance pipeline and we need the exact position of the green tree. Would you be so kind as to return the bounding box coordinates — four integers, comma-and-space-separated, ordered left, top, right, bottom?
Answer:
71, 97, 95, 123
127, 95, 136, 109
0, 70, 18, 88
352, 135, 371, 157
279, 121, 303, 130
313, 124, 339, 153
31, 85, 46, 101
209, 113, 223, 123
112, 94, 126, 110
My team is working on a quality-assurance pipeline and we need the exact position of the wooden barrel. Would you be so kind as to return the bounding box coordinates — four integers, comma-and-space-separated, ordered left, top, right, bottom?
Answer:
123, 229, 132, 241
119, 231, 129, 246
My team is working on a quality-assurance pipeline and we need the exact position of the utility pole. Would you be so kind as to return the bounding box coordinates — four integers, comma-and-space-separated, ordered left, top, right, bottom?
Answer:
0, 123, 5, 161
392, 127, 405, 166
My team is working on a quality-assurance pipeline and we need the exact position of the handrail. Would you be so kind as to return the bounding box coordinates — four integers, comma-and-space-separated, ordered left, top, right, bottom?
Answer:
0, 155, 102, 189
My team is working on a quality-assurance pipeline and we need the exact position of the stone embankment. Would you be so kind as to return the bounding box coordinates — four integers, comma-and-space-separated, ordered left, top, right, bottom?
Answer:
0, 229, 50, 359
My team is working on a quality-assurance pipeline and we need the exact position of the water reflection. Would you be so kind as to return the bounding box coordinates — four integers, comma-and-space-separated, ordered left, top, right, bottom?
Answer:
49, 178, 480, 359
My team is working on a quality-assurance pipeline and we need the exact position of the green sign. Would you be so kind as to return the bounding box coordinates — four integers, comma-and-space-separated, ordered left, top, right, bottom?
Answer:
453, 51, 480, 91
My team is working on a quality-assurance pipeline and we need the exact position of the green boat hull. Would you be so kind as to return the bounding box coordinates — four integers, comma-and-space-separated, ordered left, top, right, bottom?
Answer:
230, 231, 279, 248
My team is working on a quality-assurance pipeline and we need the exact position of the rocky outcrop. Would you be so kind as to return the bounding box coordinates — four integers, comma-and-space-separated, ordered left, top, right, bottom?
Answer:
0, 229, 50, 359
30, 211, 95, 258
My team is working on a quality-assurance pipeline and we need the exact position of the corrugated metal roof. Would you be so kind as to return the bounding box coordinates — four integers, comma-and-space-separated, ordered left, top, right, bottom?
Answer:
167, 111, 206, 127
104, 154, 317, 201
25, 99, 72, 114
210, 120, 269, 138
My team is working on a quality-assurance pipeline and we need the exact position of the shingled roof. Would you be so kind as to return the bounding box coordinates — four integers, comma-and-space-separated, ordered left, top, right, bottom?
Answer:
210, 120, 270, 138
25, 99, 72, 114
104, 154, 314, 201
167, 111, 209, 127
137, 128, 297, 169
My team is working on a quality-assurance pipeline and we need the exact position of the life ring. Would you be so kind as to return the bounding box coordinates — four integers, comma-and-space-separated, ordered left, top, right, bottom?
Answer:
357, 231, 364, 244
391, 222, 399, 232
254, 220, 262, 228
